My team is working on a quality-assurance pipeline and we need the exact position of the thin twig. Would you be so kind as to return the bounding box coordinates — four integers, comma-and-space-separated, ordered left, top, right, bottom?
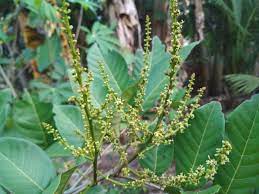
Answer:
75, 6, 83, 41
118, 176, 164, 191
65, 144, 113, 193
0, 65, 17, 97
65, 128, 131, 193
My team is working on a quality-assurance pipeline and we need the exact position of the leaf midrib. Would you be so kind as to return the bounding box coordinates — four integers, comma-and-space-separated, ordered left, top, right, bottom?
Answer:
0, 152, 44, 191
153, 146, 158, 172
144, 77, 167, 106
102, 51, 123, 94
191, 103, 216, 170
27, 94, 48, 146
224, 103, 259, 193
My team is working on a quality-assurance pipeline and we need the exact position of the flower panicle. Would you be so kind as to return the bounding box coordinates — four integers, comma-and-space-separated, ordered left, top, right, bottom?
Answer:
134, 15, 152, 112
42, 122, 90, 158
112, 140, 231, 189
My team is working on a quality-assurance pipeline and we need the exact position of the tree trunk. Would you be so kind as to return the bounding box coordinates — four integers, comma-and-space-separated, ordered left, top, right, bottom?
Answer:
152, 0, 169, 44
194, 0, 205, 40
106, 0, 141, 52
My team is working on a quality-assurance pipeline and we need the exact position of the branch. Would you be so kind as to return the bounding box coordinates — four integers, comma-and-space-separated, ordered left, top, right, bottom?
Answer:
0, 65, 17, 97
75, 6, 83, 41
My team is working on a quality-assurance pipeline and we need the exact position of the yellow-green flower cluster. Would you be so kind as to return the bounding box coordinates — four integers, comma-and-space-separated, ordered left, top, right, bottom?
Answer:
59, 0, 83, 85
111, 140, 231, 190
156, 0, 183, 117
152, 76, 206, 145
43, 123, 90, 158
98, 62, 150, 145
215, 140, 232, 164
134, 15, 152, 112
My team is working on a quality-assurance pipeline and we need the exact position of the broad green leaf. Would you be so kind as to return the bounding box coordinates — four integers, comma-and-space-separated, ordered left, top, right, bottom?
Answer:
132, 49, 144, 80
134, 37, 199, 111
0, 137, 56, 194
45, 142, 71, 158
143, 36, 171, 111
20, 0, 41, 12
215, 94, 259, 194
0, 89, 12, 134
87, 44, 131, 95
90, 77, 109, 107
13, 92, 53, 147
0, 186, 7, 194
83, 22, 119, 52
182, 185, 221, 194
68, 69, 108, 107
68, 0, 99, 13
36, 34, 61, 72
42, 176, 60, 194
53, 105, 84, 147
139, 143, 174, 175
55, 167, 77, 194
133, 40, 200, 81
30, 81, 73, 104
27, 12, 45, 28
20, 0, 57, 22
175, 102, 224, 173
1, 117, 25, 138
43, 167, 76, 194
39, 1, 58, 22
180, 41, 200, 62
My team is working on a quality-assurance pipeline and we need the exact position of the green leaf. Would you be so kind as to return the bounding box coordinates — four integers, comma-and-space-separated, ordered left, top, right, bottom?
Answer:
134, 37, 199, 111
43, 167, 76, 194
13, 92, 53, 147
0, 137, 56, 194
182, 185, 221, 194
90, 77, 109, 107
179, 41, 200, 62
139, 143, 174, 175
143, 36, 171, 111
40, 1, 58, 22
68, 0, 99, 13
0, 30, 9, 42
42, 175, 60, 194
83, 22, 119, 52
36, 34, 61, 72
0, 89, 12, 134
132, 49, 144, 80
45, 142, 72, 158
225, 74, 259, 95
68, 69, 108, 107
175, 102, 224, 174
87, 44, 131, 95
20, 0, 57, 22
84, 185, 108, 194
30, 81, 73, 104
55, 167, 77, 194
215, 94, 259, 194
53, 105, 84, 147
0, 58, 12, 65
0, 186, 7, 194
